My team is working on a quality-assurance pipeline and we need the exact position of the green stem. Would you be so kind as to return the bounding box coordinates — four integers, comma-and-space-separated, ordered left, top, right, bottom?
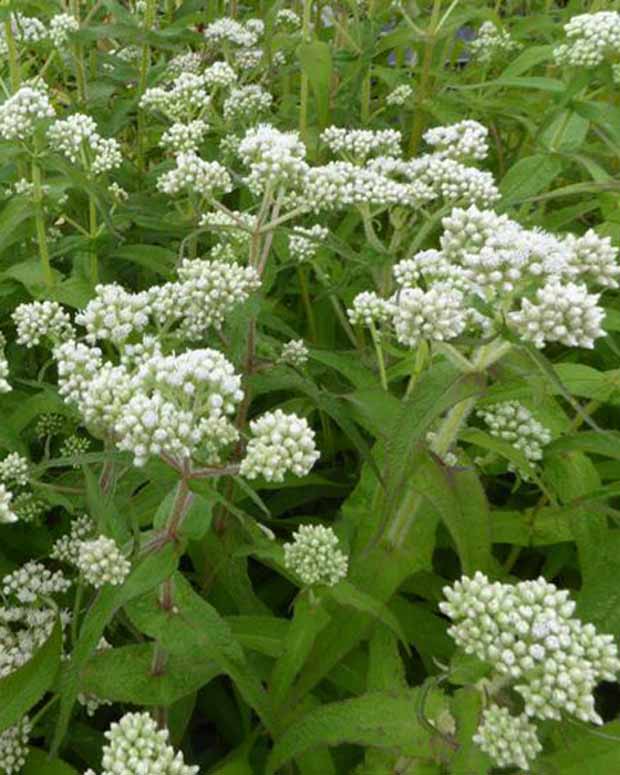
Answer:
70, 0, 87, 104
89, 195, 98, 285
299, 0, 312, 143
408, 0, 442, 155
137, 0, 157, 174
298, 265, 318, 343
370, 323, 388, 391
71, 579, 84, 647
32, 153, 54, 290
3, 17, 20, 93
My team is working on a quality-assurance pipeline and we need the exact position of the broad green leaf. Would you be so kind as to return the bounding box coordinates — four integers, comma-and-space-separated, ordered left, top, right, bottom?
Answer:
499, 154, 563, 204
0, 619, 62, 733
22, 749, 79, 775
449, 688, 492, 774
536, 720, 620, 774
297, 41, 332, 129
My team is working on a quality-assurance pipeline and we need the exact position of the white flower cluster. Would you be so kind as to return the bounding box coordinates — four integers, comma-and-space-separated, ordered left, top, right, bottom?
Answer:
283, 524, 348, 586
54, 340, 104, 406
13, 300, 74, 347
203, 17, 262, 49
440, 573, 620, 725
0, 14, 47, 57
0, 453, 29, 488
49, 13, 79, 48
48, 113, 122, 175
392, 285, 467, 348
423, 120, 489, 161
203, 61, 238, 89
141, 72, 211, 121
60, 434, 92, 464
151, 258, 260, 338
51, 514, 95, 564
0, 85, 55, 141
509, 281, 605, 349
86, 712, 198, 775
0, 484, 18, 524
0, 335, 10, 394
477, 401, 552, 466
36, 413, 64, 438
276, 9, 301, 31
279, 339, 309, 367
321, 126, 402, 161
77, 536, 131, 588
167, 51, 203, 78
2, 560, 71, 604
160, 119, 209, 153
238, 124, 308, 194
12, 493, 45, 523
289, 225, 329, 262
240, 409, 319, 482
473, 705, 541, 771
157, 152, 232, 198
75, 283, 149, 344
554, 12, 620, 68
470, 21, 521, 64
222, 85, 273, 123
234, 47, 263, 70
386, 84, 413, 107
0, 717, 31, 775
348, 291, 394, 329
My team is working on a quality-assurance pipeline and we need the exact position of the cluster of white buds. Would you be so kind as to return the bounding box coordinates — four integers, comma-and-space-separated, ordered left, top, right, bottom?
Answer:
392, 285, 467, 348
35, 413, 64, 437
0, 484, 18, 524
0, 717, 31, 775
240, 409, 320, 482
394, 250, 470, 293
60, 434, 92, 465
3, 560, 71, 604
203, 17, 262, 49
0, 335, 10, 393
150, 258, 260, 339
157, 152, 232, 198
160, 119, 208, 153
75, 283, 150, 344
13, 300, 74, 348
279, 339, 309, 367
347, 291, 394, 330
203, 61, 238, 89
12, 493, 45, 523
48, 113, 122, 175
0, 14, 47, 56
289, 225, 329, 262
167, 51, 203, 78
414, 156, 499, 206
473, 705, 541, 771
238, 124, 308, 194
283, 524, 348, 587
222, 85, 273, 124
141, 72, 211, 121
423, 120, 489, 161
108, 182, 128, 202
0, 85, 55, 141
51, 514, 95, 564
76, 536, 131, 588
276, 9, 301, 30
85, 711, 198, 775
0, 453, 29, 488
78, 637, 113, 716
477, 401, 551, 466
49, 13, 80, 48
508, 281, 605, 349
234, 48, 263, 70
441, 572, 620, 726
54, 340, 103, 405
321, 127, 402, 161
470, 21, 521, 64
386, 84, 414, 107
554, 12, 620, 67
565, 229, 620, 288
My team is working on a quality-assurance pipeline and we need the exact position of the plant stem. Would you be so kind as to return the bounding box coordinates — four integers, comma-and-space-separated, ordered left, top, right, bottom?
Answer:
299, 0, 312, 143
3, 17, 20, 93
89, 195, 98, 284
137, 0, 157, 174
408, 0, 442, 155
32, 150, 54, 290
370, 323, 388, 391
70, 0, 88, 104
298, 265, 318, 343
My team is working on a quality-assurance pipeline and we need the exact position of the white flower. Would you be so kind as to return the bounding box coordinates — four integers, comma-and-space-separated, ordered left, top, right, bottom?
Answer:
554, 12, 620, 68
392, 284, 467, 347
0, 717, 31, 775
99, 712, 198, 775
203, 17, 259, 48
11, 493, 45, 523
240, 409, 319, 482
473, 706, 541, 771
470, 21, 521, 64
13, 300, 74, 348
2, 561, 71, 603
284, 524, 348, 586
54, 340, 103, 406
565, 229, 620, 288
49, 13, 79, 48
386, 84, 413, 107
280, 339, 309, 367
75, 283, 150, 344
0, 453, 29, 488
238, 124, 308, 194
0, 14, 47, 57
508, 281, 605, 349
203, 61, 237, 89
276, 9, 301, 30
141, 72, 211, 121
157, 152, 232, 198
289, 225, 329, 262
60, 435, 92, 466
48, 113, 122, 175
167, 51, 203, 78
321, 126, 402, 161
423, 120, 489, 161
77, 536, 131, 588
347, 291, 394, 329
477, 401, 551, 468
0, 484, 18, 524
51, 515, 95, 565
0, 85, 55, 141
222, 85, 273, 124
234, 47, 263, 70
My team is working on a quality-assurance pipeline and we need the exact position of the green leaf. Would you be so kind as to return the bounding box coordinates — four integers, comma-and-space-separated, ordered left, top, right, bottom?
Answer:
266, 689, 446, 774
449, 688, 492, 774
0, 198, 35, 257
499, 154, 563, 204
536, 720, 620, 774
0, 618, 62, 733
297, 41, 332, 129
22, 749, 79, 775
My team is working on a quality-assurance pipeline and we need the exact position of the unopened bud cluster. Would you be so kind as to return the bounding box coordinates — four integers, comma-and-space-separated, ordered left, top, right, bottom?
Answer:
77, 536, 131, 588
554, 12, 620, 67
473, 705, 541, 771
284, 524, 348, 587
477, 401, 552, 469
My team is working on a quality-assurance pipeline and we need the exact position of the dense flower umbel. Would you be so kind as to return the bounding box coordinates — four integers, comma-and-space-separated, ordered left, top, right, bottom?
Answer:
75, 283, 150, 344
49, 13, 79, 48
240, 409, 319, 482
13, 300, 74, 348
470, 21, 521, 64
279, 339, 309, 367
554, 12, 620, 67
48, 113, 122, 175
85, 712, 198, 775
77, 536, 131, 588
0, 85, 55, 141
157, 151, 232, 198
392, 285, 467, 348
477, 402, 552, 466
423, 120, 489, 161
440, 573, 620, 724
284, 524, 348, 586
0, 453, 30, 488
289, 225, 329, 262
0, 717, 31, 775
51, 515, 95, 565
473, 705, 541, 771
0, 485, 18, 524
238, 124, 308, 194
321, 126, 402, 161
